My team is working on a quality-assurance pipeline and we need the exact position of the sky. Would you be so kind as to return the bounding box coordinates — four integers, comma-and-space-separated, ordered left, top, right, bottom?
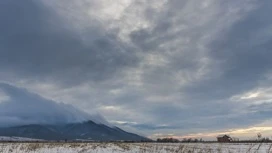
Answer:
0, 0, 272, 140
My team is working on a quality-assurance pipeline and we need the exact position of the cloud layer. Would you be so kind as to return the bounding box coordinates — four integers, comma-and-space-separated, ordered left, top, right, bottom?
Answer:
0, 83, 108, 127
1, 0, 272, 139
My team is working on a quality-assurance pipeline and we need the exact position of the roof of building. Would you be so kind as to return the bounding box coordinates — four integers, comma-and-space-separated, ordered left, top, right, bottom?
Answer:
217, 134, 231, 138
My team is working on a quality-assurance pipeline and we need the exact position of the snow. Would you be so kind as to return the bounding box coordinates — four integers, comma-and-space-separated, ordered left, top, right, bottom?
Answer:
0, 136, 43, 142
0, 142, 272, 153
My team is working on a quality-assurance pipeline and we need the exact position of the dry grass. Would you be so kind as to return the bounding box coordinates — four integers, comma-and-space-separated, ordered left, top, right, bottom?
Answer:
1, 142, 272, 153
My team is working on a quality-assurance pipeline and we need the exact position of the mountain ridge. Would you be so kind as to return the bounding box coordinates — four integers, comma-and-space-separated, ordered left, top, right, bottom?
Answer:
0, 120, 149, 141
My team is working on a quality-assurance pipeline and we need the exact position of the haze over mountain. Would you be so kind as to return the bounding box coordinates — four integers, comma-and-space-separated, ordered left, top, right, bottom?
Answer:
0, 83, 148, 141
0, 83, 108, 127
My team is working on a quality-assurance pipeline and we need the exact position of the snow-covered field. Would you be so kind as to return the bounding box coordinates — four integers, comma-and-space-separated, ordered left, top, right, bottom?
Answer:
0, 136, 44, 142
0, 142, 272, 153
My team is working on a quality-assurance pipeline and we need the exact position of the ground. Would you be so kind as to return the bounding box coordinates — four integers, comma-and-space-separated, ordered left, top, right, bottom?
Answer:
1, 142, 272, 153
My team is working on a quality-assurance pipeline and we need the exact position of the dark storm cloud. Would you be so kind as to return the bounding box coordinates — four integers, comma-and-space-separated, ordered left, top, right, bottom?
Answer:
120, 0, 272, 132
1, 0, 272, 138
182, 0, 272, 101
0, 0, 138, 86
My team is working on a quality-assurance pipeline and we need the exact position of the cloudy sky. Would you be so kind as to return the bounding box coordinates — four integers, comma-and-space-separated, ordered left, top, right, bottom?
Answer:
1, 0, 272, 140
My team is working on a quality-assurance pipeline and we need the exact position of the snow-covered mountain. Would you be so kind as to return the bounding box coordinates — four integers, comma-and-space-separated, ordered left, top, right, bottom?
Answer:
0, 120, 148, 141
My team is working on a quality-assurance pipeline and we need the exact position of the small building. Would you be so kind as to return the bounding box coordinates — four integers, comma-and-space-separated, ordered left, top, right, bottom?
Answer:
217, 135, 232, 142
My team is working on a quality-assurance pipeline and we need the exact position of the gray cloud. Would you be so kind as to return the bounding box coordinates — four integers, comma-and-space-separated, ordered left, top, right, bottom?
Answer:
188, 0, 272, 100
0, 0, 272, 138
0, 83, 110, 127
0, 0, 139, 86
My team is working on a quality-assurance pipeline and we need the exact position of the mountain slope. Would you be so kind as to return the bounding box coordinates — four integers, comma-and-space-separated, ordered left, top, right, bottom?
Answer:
0, 121, 149, 141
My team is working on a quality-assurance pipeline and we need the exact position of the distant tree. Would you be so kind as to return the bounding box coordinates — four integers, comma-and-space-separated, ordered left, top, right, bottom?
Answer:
157, 137, 179, 143
181, 138, 197, 142
262, 137, 270, 142
257, 133, 262, 141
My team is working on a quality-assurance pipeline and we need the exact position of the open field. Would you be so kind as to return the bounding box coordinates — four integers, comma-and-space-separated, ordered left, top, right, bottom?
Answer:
1, 142, 272, 153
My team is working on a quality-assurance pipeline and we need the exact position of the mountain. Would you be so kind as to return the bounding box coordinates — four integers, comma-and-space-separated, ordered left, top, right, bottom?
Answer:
0, 83, 149, 141
0, 120, 149, 141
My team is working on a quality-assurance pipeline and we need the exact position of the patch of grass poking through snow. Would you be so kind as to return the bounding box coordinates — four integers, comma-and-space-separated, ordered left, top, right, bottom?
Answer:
1, 142, 272, 153
26, 143, 44, 152
114, 142, 131, 151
